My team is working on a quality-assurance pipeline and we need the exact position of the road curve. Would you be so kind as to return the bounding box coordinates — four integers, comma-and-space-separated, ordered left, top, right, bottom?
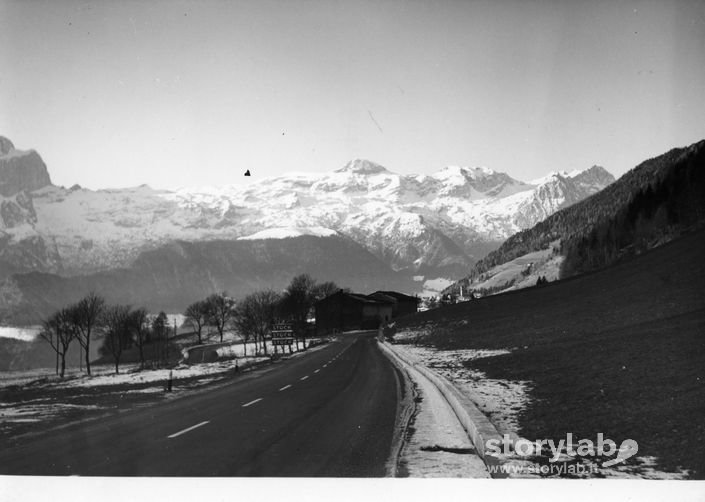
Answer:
0, 332, 403, 476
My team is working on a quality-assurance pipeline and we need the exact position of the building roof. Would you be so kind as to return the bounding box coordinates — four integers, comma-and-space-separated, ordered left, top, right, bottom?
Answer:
316, 290, 393, 306
370, 290, 420, 303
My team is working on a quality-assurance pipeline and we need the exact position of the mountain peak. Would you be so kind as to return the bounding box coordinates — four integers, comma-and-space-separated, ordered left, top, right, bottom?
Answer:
570, 165, 615, 185
336, 159, 390, 175
580, 165, 611, 176
467, 165, 497, 177
531, 165, 614, 186
0, 136, 15, 155
435, 165, 497, 179
0, 137, 52, 197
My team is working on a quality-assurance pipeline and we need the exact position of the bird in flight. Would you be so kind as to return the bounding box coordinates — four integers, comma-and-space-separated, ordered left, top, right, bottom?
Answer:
244, 169, 251, 176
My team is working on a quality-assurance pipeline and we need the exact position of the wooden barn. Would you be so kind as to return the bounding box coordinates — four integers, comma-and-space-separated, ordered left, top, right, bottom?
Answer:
314, 291, 393, 335
367, 290, 420, 318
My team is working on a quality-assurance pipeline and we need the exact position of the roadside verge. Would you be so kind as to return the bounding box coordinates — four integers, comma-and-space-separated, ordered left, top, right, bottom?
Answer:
379, 340, 509, 478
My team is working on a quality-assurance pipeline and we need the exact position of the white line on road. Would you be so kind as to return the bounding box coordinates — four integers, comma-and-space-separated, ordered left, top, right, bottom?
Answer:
242, 398, 263, 407
314, 369, 320, 373
300, 375, 309, 381
168, 421, 210, 439
279, 385, 292, 391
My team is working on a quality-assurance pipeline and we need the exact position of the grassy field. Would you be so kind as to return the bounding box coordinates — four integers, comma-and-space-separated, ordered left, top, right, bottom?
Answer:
394, 228, 705, 478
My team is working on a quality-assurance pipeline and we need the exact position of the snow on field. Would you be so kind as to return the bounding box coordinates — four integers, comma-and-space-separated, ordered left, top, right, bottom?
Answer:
391, 334, 690, 479
0, 403, 103, 424
49, 358, 268, 390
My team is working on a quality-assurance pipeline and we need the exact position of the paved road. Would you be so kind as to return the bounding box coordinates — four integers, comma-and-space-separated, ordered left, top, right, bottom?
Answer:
0, 332, 403, 476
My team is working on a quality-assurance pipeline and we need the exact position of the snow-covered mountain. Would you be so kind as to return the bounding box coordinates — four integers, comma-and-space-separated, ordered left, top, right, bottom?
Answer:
0, 137, 614, 302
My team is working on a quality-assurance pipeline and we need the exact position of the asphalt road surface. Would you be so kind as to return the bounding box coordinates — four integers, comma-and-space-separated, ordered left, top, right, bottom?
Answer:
0, 332, 403, 476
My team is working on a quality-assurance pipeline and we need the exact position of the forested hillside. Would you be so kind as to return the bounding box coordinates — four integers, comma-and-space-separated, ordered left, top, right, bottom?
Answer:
454, 139, 705, 285
560, 141, 705, 276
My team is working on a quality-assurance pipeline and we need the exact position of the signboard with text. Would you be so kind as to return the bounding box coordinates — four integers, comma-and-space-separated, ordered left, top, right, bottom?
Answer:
271, 323, 294, 345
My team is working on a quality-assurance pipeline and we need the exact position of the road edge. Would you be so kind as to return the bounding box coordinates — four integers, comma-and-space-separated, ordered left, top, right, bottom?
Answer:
379, 340, 509, 478
379, 339, 418, 477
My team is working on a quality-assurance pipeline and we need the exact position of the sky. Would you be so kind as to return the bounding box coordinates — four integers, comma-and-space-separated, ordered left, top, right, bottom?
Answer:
1, 0, 704, 190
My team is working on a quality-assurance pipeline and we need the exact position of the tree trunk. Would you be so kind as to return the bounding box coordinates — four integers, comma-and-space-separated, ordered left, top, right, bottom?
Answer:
60, 353, 66, 378
138, 341, 145, 370
84, 336, 92, 376
115, 359, 120, 374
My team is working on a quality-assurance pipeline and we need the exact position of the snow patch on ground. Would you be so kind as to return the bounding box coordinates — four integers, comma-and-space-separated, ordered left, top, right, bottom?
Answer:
390, 335, 690, 479
0, 403, 104, 425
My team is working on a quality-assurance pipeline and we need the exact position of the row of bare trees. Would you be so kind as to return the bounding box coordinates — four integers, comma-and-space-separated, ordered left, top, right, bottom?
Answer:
40, 293, 106, 378
183, 274, 341, 355
40, 274, 341, 377
41, 293, 174, 377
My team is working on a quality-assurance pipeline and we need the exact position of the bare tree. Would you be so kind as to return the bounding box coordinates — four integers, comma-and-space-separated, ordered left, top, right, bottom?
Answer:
233, 289, 281, 356
70, 292, 106, 376
128, 307, 150, 369
152, 311, 169, 366
101, 305, 132, 374
313, 281, 340, 301
279, 274, 318, 350
40, 308, 77, 378
205, 292, 236, 343
184, 300, 208, 344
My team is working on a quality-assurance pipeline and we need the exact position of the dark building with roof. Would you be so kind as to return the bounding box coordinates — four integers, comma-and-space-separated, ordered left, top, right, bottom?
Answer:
367, 290, 420, 318
314, 290, 393, 335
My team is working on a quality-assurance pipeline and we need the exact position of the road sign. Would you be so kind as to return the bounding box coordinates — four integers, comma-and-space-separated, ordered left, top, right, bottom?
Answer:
271, 323, 294, 345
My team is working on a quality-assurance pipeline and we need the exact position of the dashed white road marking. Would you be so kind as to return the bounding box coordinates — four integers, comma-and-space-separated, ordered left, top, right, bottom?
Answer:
314, 369, 320, 373
168, 421, 209, 439
300, 375, 309, 381
242, 398, 263, 407
279, 385, 292, 391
